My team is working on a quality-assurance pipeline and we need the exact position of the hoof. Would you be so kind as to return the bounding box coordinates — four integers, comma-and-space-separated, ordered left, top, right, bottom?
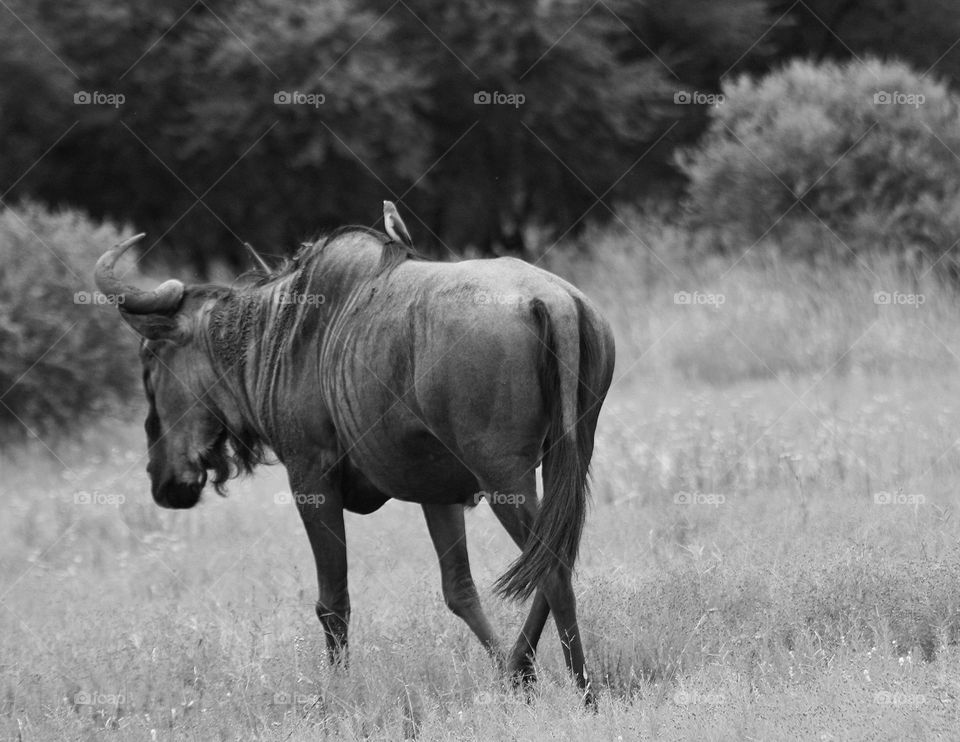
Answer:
508, 656, 538, 688
582, 687, 597, 711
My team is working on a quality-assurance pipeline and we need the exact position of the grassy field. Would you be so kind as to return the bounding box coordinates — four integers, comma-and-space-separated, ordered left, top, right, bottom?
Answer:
4, 225, 960, 740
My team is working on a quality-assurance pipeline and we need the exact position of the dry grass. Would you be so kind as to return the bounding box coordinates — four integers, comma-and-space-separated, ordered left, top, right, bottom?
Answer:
4, 221, 960, 739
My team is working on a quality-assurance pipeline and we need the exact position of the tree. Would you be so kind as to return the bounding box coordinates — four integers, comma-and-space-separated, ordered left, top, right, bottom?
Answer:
0, 6, 74, 205
363, 0, 689, 253
764, 0, 960, 83
678, 58, 960, 268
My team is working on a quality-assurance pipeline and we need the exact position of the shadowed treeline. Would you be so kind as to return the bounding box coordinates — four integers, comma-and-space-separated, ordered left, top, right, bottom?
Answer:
3, 0, 960, 272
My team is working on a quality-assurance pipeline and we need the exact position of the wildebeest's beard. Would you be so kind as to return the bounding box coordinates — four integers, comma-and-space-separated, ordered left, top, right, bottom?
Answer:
198, 424, 268, 496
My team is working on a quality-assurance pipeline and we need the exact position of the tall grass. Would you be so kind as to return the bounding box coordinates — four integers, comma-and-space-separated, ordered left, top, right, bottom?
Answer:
544, 210, 960, 383
4, 219, 960, 739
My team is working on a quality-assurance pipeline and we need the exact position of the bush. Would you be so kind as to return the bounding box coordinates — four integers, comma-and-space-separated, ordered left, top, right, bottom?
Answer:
678, 58, 960, 264
0, 202, 141, 442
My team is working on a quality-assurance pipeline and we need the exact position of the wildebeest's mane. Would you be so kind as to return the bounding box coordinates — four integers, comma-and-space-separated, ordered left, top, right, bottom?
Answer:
186, 224, 426, 494
300, 224, 426, 274
233, 225, 425, 288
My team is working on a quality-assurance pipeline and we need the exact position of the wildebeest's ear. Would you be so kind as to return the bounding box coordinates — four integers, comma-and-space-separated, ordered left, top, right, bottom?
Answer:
118, 309, 189, 342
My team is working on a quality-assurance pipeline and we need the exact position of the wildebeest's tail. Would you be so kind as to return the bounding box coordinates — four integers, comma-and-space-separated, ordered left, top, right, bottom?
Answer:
494, 295, 601, 602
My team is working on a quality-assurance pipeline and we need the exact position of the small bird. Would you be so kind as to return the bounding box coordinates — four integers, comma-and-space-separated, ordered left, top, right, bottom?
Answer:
383, 200, 413, 249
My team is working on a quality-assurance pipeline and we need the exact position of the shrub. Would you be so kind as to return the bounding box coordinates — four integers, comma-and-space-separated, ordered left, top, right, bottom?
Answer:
0, 202, 141, 442
677, 58, 960, 264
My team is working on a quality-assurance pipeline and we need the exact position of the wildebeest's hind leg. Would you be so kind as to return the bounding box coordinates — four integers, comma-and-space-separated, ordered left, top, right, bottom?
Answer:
422, 503, 504, 662
484, 470, 591, 698
508, 591, 550, 684
478, 472, 551, 679
290, 465, 350, 667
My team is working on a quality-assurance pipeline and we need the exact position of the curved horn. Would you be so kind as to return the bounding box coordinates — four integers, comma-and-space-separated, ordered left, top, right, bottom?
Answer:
94, 233, 185, 315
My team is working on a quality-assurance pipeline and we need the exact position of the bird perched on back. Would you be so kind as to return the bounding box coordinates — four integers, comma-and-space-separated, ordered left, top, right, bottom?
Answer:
383, 200, 414, 249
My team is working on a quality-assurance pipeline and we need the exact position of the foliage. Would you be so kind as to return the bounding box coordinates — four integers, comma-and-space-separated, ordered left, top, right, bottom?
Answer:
0, 0, 777, 267
768, 0, 960, 83
0, 7, 74, 195
677, 58, 960, 264
0, 202, 140, 441
6, 1, 960, 267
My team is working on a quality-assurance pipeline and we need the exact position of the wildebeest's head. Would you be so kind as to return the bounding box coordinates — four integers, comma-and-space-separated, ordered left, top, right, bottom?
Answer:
95, 234, 248, 509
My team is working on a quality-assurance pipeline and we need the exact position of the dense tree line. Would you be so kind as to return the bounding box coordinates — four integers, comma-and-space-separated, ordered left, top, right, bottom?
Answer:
2, 0, 959, 273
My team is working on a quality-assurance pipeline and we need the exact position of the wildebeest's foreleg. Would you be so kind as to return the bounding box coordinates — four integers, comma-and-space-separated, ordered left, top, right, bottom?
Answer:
422, 503, 504, 661
290, 467, 350, 666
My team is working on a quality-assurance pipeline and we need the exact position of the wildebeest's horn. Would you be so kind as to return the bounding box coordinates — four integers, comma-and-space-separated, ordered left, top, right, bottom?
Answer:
94, 233, 185, 314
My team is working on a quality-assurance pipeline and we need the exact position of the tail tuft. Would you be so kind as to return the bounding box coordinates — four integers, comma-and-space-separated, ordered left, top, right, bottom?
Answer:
494, 297, 590, 601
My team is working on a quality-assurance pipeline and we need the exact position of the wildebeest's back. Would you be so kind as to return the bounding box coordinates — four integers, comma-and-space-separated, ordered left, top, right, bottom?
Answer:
322, 257, 587, 503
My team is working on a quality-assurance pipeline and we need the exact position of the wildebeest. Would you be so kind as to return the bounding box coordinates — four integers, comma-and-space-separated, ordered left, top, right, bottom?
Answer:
94, 226, 615, 698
